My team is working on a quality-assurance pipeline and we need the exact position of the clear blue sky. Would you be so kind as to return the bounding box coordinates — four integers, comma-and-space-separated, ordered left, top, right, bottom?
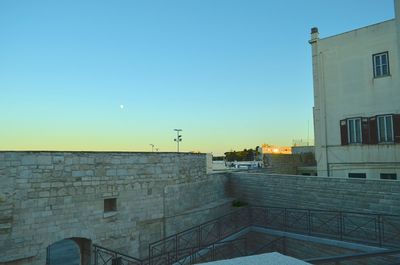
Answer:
0, 0, 395, 154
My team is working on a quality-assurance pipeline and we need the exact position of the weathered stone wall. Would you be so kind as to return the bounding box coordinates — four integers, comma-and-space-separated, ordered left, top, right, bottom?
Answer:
164, 174, 232, 238
0, 152, 230, 265
226, 172, 400, 215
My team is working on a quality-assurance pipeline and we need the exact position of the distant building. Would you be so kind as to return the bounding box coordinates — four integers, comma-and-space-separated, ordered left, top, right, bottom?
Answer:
261, 144, 292, 154
310, 0, 400, 179
291, 146, 314, 155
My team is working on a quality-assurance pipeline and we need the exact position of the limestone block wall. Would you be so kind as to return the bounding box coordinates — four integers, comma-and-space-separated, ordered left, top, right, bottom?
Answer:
0, 151, 230, 265
226, 172, 400, 215
164, 174, 232, 238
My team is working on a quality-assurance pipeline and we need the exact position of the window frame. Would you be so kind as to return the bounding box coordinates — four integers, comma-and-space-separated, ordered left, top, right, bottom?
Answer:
373, 51, 390, 78
377, 115, 394, 143
347, 118, 362, 144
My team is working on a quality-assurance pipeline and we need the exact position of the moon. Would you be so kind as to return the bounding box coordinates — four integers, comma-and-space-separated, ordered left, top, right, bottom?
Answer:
120, 104, 124, 109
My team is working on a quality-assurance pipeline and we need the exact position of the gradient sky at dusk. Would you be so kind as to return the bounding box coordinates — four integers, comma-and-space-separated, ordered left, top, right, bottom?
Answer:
0, 0, 395, 154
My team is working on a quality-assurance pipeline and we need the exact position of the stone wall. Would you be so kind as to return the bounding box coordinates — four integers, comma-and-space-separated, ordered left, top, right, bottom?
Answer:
226, 172, 400, 215
164, 174, 232, 239
0, 152, 230, 265
4, 152, 398, 264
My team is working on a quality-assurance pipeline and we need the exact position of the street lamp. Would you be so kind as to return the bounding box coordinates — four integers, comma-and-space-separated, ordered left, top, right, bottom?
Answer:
149, 144, 154, 152
174, 129, 182, 152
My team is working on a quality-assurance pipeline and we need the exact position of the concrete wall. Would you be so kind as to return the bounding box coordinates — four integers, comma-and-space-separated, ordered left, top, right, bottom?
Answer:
0, 152, 230, 265
226, 172, 400, 215
311, 10, 400, 178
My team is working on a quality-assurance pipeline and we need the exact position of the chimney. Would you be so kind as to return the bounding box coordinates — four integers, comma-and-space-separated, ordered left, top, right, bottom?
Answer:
309, 27, 319, 44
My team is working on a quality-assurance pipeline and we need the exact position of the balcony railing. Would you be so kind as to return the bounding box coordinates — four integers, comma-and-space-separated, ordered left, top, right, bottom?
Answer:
93, 205, 400, 265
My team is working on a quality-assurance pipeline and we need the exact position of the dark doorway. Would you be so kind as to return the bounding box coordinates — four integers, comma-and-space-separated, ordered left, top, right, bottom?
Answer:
46, 237, 91, 265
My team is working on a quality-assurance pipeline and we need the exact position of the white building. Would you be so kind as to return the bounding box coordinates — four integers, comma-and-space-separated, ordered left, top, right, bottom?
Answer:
310, 0, 400, 179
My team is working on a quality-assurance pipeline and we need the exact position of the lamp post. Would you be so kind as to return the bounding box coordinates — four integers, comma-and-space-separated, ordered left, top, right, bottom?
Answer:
174, 129, 182, 152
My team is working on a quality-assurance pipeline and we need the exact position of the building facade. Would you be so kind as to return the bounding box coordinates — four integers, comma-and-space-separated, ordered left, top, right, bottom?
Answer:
310, 0, 400, 179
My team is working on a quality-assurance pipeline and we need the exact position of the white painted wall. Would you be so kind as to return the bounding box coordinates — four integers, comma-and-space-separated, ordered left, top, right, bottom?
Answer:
311, 1, 400, 179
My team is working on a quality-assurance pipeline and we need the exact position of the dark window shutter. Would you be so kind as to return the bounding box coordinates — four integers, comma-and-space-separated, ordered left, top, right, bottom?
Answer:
393, 114, 400, 143
340, 119, 348, 145
369, 117, 378, 144
362, 118, 369, 144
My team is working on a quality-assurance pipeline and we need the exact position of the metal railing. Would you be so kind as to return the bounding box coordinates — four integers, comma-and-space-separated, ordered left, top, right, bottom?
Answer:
149, 238, 248, 265
250, 236, 287, 256
305, 249, 400, 264
93, 205, 400, 265
93, 244, 146, 265
251, 206, 400, 248
148, 207, 251, 265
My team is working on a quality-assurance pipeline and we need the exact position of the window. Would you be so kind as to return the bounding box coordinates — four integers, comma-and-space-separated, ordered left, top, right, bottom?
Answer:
348, 118, 362, 143
348, 173, 366, 178
380, 173, 397, 180
104, 198, 117, 212
373, 52, 390, 78
378, 115, 393, 142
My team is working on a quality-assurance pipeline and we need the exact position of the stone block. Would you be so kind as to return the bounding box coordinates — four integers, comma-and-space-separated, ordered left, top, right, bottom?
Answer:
72, 170, 85, 177
40, 183, 50, 188
117, 169, 128, 176
21, 156, 36, 165
39, 191, 50, 198
106, 169, 117, 176
51, 182, 64, 188
53, 156, 64, 164
37, 155, 52, 165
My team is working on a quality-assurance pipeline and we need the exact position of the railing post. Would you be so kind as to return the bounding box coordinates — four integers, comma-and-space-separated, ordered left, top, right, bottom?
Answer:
175, 234, 178, 264
46, 245, 50, 265
148, 244, 151, 265
93, 246, 97, 265
339, 211, 343, 241
217, 219, 222, 241
378, 214, 383, 247
249, 206, 253, 226
245, 237, 248, 256
200, 224, 203, 247
190, 247, 194, 264
197, 225, 201, 250
283, 237, 287, 255
284, 208, 288, 231
212, 242, 215, 261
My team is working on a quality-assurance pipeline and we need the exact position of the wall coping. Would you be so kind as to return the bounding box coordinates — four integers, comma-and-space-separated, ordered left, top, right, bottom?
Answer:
0, 151, 206, 155
222, 171, 400, 183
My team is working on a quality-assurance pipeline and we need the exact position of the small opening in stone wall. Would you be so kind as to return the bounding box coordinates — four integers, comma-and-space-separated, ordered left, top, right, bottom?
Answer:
104, 198, 117, 212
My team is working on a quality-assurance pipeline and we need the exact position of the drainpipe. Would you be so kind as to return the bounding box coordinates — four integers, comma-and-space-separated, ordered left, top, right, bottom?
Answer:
309, 27, 330, 176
